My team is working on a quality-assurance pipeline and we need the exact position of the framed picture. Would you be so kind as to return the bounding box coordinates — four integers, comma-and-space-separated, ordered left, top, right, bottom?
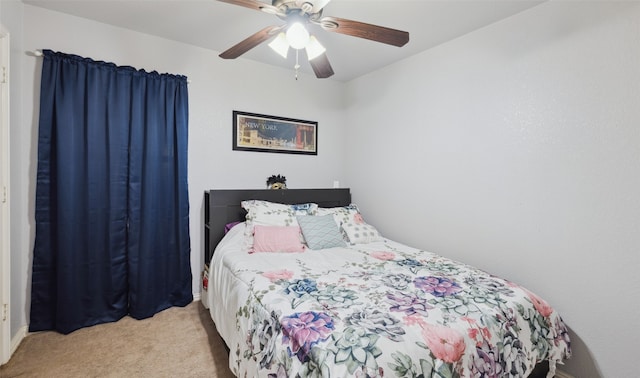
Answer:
232, 111, 317, 155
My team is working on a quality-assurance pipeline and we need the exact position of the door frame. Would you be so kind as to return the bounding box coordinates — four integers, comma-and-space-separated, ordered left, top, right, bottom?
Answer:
0, 30, 11, 365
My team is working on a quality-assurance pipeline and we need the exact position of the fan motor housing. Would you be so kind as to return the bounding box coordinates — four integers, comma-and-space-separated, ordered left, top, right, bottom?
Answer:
272, 0, 297, 10
273, 0, 314, 13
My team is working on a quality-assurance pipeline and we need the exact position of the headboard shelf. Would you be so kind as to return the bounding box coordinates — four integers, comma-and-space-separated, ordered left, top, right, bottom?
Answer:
204, 188, 351, 265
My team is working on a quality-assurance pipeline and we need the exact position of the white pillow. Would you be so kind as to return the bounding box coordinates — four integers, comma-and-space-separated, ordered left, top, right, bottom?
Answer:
242, 200, 317, 231
342, 222, 382, 244
316, 204, 383, 244
316, 204, 360, 228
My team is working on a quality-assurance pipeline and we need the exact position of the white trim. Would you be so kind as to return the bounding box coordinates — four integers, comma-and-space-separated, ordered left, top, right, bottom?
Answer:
193, 292, 201, 301
0, 30, 11, 366
9, 325, 26, 357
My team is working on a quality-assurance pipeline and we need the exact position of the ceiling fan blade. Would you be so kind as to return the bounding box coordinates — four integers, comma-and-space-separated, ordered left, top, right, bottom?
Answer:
219, 26, 281, 59
309, 53, 334, 79
217, 0, 282, 15
318, 16, 409, 47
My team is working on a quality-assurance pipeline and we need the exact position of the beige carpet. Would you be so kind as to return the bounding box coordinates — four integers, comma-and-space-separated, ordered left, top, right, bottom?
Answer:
0, 301, 235, 378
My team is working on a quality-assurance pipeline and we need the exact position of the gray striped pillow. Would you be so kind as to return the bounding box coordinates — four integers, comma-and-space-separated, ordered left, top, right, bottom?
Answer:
296, 215, 347, 250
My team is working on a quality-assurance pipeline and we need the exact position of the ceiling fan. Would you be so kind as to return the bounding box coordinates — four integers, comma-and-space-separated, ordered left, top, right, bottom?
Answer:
217, 0, 410, 79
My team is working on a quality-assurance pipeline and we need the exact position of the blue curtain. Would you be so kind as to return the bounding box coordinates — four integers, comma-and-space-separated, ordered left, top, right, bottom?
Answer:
30, 50, 192, 334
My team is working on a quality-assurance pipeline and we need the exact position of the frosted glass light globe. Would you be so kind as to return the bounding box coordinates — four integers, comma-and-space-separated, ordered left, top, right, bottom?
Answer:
286, 22, 310, 50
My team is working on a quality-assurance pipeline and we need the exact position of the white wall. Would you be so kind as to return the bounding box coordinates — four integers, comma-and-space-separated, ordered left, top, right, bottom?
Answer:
8, 3, 347, 342
7, 1, 639, 377
345, 1, 639, 377
0, 0, 25, 345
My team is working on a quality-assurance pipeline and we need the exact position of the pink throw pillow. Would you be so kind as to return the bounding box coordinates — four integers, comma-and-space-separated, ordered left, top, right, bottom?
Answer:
251, 225, 305, 253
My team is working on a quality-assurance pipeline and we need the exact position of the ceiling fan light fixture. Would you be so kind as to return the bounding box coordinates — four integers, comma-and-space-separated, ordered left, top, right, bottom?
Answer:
268, 32, 290, 58
286, 22, 310, 50
218, 0, 409, 79
305, 35, 326, 60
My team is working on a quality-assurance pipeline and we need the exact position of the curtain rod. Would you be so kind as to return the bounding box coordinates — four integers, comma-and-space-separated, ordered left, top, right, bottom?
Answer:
32, 50, 191, 83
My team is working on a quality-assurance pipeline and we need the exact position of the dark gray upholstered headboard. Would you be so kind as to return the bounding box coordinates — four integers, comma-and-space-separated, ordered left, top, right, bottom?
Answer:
204, 188, 351, 265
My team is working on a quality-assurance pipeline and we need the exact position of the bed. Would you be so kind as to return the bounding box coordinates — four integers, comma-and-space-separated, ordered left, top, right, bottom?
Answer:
204, 189, 571, 377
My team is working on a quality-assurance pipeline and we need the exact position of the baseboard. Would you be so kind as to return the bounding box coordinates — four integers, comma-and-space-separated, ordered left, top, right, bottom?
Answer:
193, 292, 201, 301
9, 325, 27, 357
555, 370, 574, 378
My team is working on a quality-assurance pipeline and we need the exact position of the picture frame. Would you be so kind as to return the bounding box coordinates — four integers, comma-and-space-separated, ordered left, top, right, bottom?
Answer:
232, 111, 317, 155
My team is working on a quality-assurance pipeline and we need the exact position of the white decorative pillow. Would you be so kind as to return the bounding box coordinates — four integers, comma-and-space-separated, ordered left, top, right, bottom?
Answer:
317, 204, 383, 244
342, 222, 383, 244
316, 204, 360, 228
242, 200, 317, 230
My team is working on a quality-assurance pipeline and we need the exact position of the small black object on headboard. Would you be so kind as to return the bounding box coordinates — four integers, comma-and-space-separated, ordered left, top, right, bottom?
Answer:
204, 188, 351, 265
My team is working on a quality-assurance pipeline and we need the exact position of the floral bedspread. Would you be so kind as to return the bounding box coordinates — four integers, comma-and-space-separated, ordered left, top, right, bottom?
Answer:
208, 225, 571, 377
